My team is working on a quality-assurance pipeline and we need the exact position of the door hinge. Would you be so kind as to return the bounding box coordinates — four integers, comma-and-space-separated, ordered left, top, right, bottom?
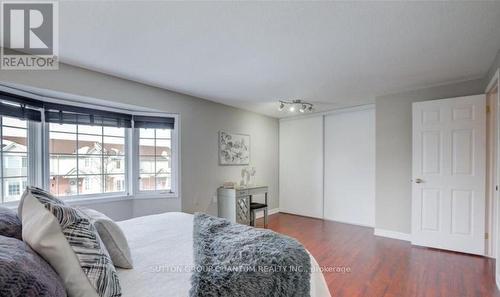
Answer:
496, 185, 499, 191
485, 232, 489, 240
487, 105, 491, 113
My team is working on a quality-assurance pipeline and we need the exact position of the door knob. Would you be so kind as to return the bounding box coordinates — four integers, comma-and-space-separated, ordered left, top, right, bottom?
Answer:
415, 178, 424, 184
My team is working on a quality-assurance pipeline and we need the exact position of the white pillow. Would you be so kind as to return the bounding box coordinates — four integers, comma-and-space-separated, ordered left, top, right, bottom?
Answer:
19, 187, 122, 297
79, 207, 133, 269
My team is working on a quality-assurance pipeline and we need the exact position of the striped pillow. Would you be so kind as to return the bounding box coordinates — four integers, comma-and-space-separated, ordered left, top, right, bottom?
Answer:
19, 187, 122, 297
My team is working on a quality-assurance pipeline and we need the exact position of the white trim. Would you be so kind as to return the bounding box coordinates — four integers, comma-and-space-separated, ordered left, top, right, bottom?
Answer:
322, 115, 325, 220
324, 217, 374, 228
486, 69, 499, 93
486, 78, 500, 259
374, 228, 411, 242
64, 195, 132, 206
3, 194, 131, 210
483, 69, 499, 259
255, 208, 280, 219
3, 193, 177, 211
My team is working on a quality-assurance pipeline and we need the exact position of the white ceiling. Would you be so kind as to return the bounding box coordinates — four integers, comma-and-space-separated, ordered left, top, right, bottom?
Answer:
57, 1, 500, 118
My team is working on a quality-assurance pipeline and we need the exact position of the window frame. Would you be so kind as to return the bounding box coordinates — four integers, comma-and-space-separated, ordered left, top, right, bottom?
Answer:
132, 112, 179, 199
42, 113, 179, 202
0, 115, 32, 205
43, 121, 129, 199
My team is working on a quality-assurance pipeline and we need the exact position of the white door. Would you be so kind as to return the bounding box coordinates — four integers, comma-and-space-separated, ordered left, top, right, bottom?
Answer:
279, 116, 324, 218
412, 95, 486, 255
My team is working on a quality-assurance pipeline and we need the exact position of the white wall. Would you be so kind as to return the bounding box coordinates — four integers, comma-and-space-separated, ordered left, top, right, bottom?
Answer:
279, 116, 324, 218
324, 107, 375, 227
0, 63, 279, 221
375, 79, 484, 234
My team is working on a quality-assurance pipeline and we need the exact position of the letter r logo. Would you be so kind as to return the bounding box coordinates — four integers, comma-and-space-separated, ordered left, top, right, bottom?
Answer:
2, 2, 54, 55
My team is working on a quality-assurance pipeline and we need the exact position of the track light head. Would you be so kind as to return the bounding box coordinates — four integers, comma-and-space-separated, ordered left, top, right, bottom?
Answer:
278, 99, 314, 114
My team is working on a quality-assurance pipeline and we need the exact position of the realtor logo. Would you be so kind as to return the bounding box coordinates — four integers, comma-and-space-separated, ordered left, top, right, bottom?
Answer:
1, 1, 58, 70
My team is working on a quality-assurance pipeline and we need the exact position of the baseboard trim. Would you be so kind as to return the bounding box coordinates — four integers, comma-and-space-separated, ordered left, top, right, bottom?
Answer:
496, 273, 500, 290
255, 208, 280, 219
374, 228, 411, 242
323, 217, 374, 228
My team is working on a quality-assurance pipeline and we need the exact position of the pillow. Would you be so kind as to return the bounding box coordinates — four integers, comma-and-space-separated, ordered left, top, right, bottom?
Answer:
79, 207, 133, 269
0, 235, 67, 297
0, 206, 22, 240
19, 187, 121, 297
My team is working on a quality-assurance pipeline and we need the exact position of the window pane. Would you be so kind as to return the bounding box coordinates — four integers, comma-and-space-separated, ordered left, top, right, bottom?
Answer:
156, 129, 171, 139
48, 122, 128, 198
156, 174, 171, 191
78, 156, 102, 174
139, 156, 155, 173
49, 123, 76, 133
105, 175, 125, 193
50, 176, 78, 197
138, 126, 175, 193
105, 156, 124, 174
139, 128, 154, 138
77, 134, 102, 154
156, 156, 170, 174
2, 126, 27, 152
156, 139, 170, 156
2, 117, 27, 128
3, 177, 27, 202
139, 138, 155, 155
80, 175, 103, 195
78, 125, 102, 135
139, 174, 155, 191
103, 127, 124, 137
49, 132, 77, 154
103, 137, 125, 155
3, 153, 28, 177
50, 155, 77, 176
1, 116, 29, 203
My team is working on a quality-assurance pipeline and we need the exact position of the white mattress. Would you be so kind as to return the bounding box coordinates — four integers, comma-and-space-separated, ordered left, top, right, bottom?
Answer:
117, 212, 331, 297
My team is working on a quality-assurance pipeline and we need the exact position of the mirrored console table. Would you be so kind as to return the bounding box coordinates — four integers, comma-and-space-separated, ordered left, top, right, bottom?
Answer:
217, 186, 268, 226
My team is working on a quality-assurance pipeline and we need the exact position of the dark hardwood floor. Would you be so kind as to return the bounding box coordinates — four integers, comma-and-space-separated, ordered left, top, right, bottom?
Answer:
258, 213, 500, 297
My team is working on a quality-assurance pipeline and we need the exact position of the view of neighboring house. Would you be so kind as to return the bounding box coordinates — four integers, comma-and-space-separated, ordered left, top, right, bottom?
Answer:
1, 119, 171, 201
1, 139, 27, 202
49, 139, 171, 196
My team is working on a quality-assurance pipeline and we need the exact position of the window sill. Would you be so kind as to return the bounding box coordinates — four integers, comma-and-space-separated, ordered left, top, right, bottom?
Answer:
133, 192, 179, 200
65, 195, 133, 206
2, 193, 179, 210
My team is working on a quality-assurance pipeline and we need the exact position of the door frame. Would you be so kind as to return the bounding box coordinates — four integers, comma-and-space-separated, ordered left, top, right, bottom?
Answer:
486, 69, 500, 260
411, 95, 487, 255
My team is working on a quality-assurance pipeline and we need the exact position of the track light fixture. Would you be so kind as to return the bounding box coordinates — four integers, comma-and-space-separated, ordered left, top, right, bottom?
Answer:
278, 100, 314, 113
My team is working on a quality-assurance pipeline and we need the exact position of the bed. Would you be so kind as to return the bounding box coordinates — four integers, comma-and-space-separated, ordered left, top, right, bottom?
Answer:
116, 212, 331, 297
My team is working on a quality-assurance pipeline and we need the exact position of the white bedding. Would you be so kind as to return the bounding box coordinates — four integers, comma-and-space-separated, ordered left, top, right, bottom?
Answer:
117, 212, 331, 297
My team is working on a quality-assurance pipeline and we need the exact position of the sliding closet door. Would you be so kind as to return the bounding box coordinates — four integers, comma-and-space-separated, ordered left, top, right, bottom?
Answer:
279, 116, 323, 218
324, 108, 375, 226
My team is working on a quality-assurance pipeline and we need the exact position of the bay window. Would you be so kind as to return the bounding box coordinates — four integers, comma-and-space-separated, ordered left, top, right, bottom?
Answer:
48, 123, 127, 197
138, 128, 172, 192
0, 115, 32, 203
0, 101, 36, 203
0, 90, 178, 204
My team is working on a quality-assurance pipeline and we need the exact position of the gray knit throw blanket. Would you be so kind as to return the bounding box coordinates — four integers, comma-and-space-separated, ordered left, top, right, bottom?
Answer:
190, 213, 311, 297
